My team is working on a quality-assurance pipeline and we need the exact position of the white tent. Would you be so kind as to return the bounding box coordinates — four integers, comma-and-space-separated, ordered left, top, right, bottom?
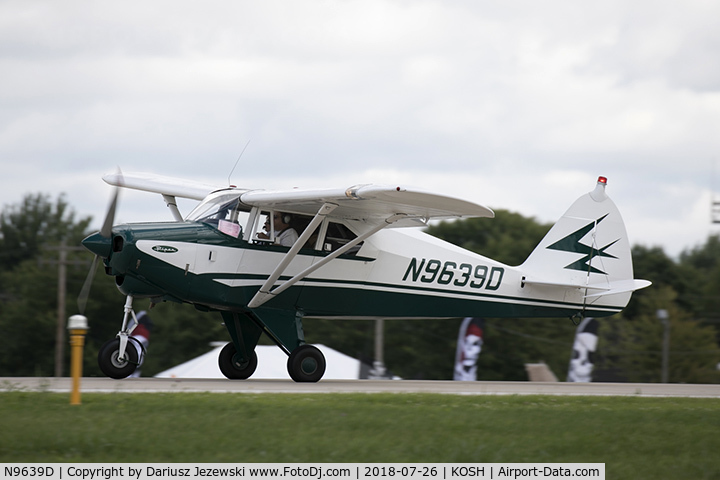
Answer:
155, 343, 362, 380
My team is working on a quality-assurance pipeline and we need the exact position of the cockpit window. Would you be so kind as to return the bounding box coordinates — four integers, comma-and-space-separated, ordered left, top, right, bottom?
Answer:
186, 193, 247, 238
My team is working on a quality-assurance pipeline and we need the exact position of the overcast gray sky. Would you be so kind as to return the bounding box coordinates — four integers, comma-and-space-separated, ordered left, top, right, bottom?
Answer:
2, 0, 719, 258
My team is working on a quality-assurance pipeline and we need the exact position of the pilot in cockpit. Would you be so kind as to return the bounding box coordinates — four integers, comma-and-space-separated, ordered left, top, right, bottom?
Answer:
257, 212, 299, 246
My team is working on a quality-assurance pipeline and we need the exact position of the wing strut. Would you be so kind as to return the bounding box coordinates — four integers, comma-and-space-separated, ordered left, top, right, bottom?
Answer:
247, 211, 407, 309
248, 203, 337, 308
162, 195, 184, 222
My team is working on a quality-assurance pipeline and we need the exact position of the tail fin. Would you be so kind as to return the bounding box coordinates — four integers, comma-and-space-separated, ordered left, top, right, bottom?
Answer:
521, 176, 650, 312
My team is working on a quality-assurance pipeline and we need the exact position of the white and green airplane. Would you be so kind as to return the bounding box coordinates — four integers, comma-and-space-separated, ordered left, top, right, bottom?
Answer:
81, 173, 650, 382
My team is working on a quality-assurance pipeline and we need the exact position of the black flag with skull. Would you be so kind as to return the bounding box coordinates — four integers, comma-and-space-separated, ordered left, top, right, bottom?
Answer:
567, 317, 599, 382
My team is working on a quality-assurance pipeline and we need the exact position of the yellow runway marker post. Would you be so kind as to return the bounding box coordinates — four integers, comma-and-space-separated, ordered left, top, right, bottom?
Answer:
68, 314, 89, 405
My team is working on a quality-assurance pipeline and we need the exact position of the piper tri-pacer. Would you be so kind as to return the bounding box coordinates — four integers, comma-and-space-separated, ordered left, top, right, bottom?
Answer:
80, 173, 650, 382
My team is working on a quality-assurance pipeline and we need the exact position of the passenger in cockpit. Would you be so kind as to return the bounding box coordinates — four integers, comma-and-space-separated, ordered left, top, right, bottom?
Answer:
258, 212, 299, 246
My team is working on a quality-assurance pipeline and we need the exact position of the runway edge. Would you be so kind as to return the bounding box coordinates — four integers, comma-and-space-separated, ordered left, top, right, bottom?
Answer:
2, 377, 720, 398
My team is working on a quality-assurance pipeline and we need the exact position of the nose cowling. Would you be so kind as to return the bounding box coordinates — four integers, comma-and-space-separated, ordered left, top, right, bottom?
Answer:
82, 232, 112, 258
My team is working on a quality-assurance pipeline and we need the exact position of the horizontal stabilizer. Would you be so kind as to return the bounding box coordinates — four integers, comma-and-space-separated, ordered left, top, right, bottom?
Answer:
522, 277, 607, 290
522, 277, 652, 297
522, 278, 652, 298
583, 279, 652, 299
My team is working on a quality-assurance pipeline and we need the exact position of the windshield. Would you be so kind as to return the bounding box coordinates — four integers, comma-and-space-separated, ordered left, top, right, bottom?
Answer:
186, 193, 247, 237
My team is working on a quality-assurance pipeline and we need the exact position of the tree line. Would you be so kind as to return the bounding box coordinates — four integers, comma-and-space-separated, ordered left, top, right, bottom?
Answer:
1, 193, 718, 382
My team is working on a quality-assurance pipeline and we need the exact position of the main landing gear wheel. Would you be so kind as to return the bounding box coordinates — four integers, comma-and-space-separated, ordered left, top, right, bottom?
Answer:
287, 345, 326, 383
98, 338, 139, 379
218, 342, 258, 380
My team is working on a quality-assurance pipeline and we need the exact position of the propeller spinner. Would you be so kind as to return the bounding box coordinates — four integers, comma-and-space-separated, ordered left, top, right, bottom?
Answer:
77, 182, 120, 314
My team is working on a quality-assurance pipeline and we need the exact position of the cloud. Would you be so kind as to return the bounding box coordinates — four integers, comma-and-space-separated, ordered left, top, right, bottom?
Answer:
2, 0, 720, 258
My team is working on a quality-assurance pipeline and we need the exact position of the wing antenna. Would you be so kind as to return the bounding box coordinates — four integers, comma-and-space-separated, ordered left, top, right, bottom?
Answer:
228, 139, 251, 186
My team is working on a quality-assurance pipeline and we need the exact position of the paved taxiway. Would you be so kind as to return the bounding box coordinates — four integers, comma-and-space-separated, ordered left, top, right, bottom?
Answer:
3, 377, 720, 397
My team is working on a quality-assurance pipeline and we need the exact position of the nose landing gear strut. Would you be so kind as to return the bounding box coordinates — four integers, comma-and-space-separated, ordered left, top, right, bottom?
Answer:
97, 295, 145, 379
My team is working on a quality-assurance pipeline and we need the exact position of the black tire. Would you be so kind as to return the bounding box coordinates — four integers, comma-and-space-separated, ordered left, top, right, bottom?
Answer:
97, 338, 139, 379
287, 345, 326, 383
218, 343, 258, 380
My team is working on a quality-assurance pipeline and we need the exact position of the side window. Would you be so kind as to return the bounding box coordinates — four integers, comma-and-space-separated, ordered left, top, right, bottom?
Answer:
249, 209, 315, 247
246, 209, 361, 255
322, 221, 362, 255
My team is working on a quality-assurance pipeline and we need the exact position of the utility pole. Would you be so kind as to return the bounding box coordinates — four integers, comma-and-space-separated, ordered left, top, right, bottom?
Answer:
369, 319, 388, 379
56, 239, 67, 378
657, 309, 670, 383
43, 240, 88, 377
713, 160, 720, 224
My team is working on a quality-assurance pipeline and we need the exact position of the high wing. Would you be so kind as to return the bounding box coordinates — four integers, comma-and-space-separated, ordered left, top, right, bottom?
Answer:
240, 184, 494, 227
104, 171, 495, 226
103, 171, 236, 221
103, 171, 229, 200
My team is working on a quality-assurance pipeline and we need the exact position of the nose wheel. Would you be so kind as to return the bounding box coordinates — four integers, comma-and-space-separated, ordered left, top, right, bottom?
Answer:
98, 337, 139, 379
97, 295, 145, 379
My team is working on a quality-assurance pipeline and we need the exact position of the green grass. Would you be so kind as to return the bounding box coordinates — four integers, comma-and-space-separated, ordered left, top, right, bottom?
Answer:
1, 392, 719, 479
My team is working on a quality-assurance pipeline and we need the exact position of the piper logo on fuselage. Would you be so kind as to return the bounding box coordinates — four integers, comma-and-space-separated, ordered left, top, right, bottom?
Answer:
152, 245, 179, 254
402, 257, 504, 290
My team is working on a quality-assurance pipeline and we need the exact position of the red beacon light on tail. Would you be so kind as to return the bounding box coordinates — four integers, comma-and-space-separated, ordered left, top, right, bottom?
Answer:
590, 176, 609, 202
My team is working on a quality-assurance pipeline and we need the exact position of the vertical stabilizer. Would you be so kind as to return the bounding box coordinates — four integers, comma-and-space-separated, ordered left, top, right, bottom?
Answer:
520, 177, 650, 311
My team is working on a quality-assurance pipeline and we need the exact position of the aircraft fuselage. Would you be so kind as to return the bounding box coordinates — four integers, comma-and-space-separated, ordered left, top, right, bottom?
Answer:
94, 221, 623, 320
